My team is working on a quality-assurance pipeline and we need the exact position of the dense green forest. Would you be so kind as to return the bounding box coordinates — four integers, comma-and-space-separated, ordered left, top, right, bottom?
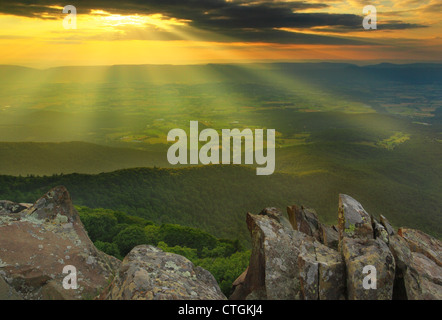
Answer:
77, 206, 249, 296
0, 164, 440, 242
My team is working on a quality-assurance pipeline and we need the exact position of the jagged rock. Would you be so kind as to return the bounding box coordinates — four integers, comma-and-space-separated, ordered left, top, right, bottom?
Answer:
0, 186, 120, 300
287, 205, 321, 241
232, 267, 248, 288
373, 218, 389, 244
231, 209, 345, 300
240, 211, 304, 300
380, 215, 395, 236
259, 207, 293, 230
230, 268, 249, 300
99, 245, 226, 300
342, 238, 395, 300
0, 200, 28, 214
233, 195, 442, 300
320, 224, 339, 250
338, 194, 373, 241
398, 228, 441, 267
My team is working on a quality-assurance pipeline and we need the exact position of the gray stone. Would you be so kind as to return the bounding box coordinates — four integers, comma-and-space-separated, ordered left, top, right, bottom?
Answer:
338, 194, 373, 241
99, 245, 226, 300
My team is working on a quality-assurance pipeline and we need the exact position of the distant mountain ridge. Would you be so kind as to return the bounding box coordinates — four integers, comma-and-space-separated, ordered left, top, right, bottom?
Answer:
1, 62, 440, 85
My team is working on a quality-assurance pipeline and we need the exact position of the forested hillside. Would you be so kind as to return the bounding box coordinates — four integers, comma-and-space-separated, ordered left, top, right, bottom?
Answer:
0, 165, 440, 242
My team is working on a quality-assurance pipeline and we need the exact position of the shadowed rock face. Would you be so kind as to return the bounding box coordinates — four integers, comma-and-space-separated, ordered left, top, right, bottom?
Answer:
98, 245, 226, 300
230, 208, 345, 300
231, 195, 442, 300
0, 186, 120, 300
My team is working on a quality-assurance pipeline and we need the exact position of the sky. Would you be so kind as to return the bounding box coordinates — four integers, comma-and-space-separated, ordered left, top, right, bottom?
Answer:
0, 0, 441, 67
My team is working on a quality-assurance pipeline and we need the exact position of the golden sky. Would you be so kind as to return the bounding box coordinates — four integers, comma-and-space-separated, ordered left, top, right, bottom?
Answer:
0, 0, 440, 67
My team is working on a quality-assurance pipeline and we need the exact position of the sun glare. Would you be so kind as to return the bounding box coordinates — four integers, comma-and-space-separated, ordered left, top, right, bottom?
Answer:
90, 10, 189, 30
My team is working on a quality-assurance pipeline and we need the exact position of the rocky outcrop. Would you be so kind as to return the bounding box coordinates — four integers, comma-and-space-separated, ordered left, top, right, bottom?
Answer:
230, 207, 346, 300
231, 194, 441, 300
0, 187, 231, 300
1, 187, 440, 300
98, 245, 226, 300
0, 186, 120, 300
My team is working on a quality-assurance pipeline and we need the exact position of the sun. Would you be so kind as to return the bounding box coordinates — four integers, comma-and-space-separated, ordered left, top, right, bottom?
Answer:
90, 10, 189, 30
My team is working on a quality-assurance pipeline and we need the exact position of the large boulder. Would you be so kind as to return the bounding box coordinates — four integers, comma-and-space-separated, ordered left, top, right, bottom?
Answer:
242, 210, 304, 300
338, 195, 396, 300
230, 208, 345, 300
99, 245, 226, 300
0, 186, 120, 300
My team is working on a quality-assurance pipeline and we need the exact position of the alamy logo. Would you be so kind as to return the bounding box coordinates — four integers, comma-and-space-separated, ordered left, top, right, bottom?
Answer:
62, 265, 78, 289
167, 121, 275, 175
63, 5, 77, 29
363, 5, 377, 30
362, 265, 377, 290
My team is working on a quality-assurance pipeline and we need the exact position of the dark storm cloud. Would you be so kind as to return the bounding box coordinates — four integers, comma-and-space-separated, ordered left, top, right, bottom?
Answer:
0, 1, 427, 44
